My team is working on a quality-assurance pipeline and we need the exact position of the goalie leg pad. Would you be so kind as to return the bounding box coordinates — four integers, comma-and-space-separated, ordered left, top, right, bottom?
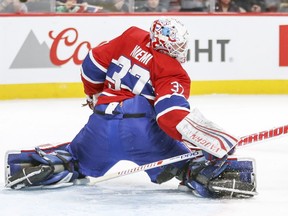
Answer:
7, 165, 53, 189
207, 158, 257, 198
5, 143, 80, 189
183, 157, 257, 198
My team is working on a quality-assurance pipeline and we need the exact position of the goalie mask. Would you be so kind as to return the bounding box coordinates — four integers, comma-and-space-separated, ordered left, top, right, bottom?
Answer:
150, 18, 189, 63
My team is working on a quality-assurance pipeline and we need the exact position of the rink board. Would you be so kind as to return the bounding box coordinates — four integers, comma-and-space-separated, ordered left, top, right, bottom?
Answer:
0, 14, 288, 99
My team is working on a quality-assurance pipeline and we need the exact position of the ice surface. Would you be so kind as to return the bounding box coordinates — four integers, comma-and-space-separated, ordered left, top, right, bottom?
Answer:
1, 95, 288, 216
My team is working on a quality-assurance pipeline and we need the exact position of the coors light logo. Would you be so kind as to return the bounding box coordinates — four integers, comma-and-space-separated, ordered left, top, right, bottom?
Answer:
10, 26, 288, 68
10, 28, 91, 69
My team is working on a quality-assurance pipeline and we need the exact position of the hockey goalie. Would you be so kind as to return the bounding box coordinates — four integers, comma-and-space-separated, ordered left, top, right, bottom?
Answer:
5, 17, 257, 198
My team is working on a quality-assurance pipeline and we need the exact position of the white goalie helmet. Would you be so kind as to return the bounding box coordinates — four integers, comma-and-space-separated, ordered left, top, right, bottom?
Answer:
150, 17, 189, 63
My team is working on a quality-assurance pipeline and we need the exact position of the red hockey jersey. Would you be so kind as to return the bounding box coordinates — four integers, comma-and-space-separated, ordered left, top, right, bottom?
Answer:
81, 26, 191, 140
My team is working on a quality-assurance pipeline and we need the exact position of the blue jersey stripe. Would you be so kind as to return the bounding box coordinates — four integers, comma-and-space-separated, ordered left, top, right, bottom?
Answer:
155, 94, 190, 116
81, 53, 107, 83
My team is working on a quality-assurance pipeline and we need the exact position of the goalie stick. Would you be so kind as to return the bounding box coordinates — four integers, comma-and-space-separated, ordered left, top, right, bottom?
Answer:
84, 124, 288, 186
237, 124, 288, 147
74, 150, 204, 185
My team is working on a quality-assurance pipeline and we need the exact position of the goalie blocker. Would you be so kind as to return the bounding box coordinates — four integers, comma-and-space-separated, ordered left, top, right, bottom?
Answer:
176, 108, 238, 158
